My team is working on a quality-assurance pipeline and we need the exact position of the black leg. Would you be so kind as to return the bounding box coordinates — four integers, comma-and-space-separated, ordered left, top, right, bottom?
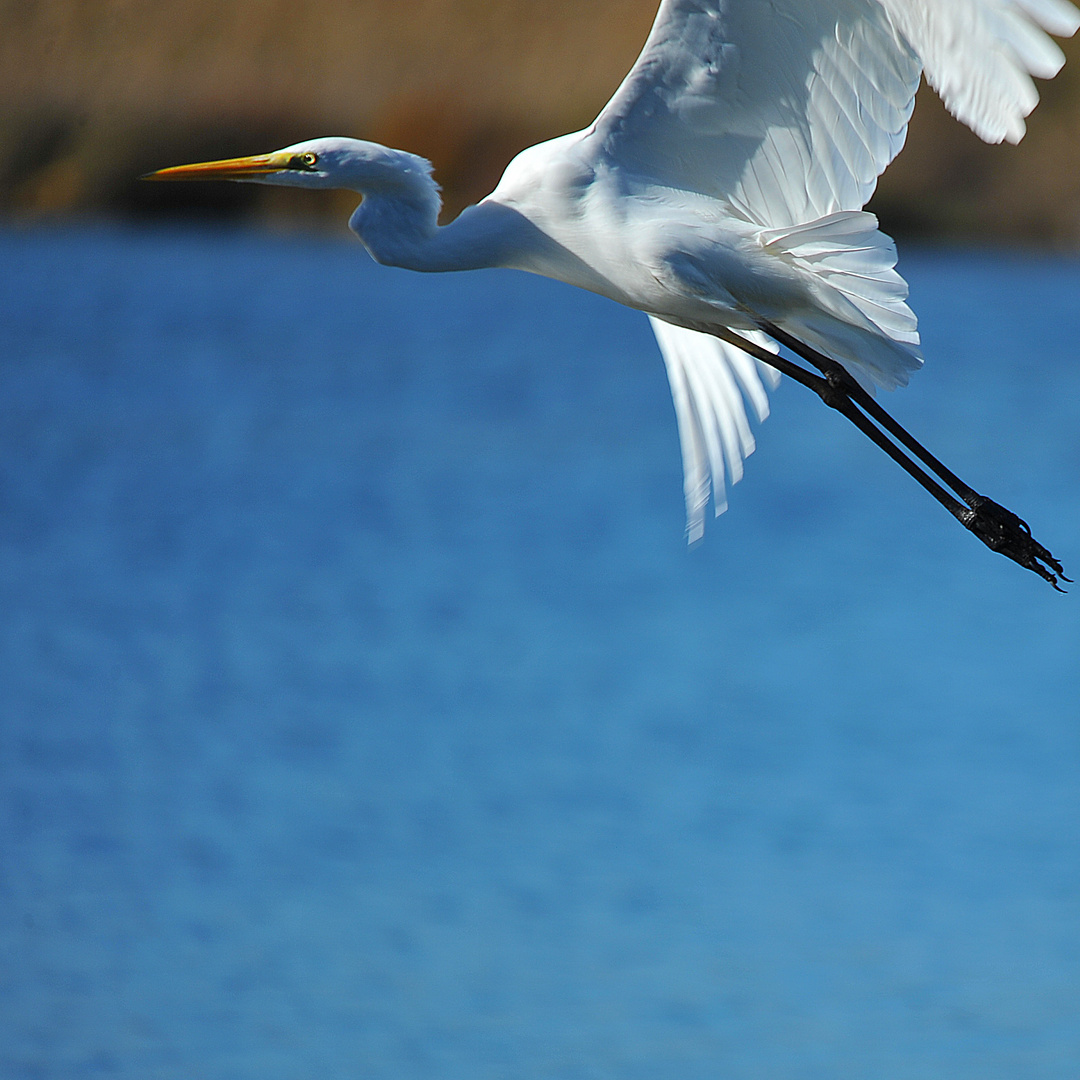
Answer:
710, 325, 1068, 590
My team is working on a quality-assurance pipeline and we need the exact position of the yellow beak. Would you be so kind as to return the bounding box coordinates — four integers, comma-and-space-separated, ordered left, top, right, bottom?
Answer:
142, 151, 294, 182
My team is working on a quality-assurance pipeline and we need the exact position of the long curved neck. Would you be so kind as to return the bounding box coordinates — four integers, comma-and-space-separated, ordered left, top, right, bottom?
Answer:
350, 194, 538, 273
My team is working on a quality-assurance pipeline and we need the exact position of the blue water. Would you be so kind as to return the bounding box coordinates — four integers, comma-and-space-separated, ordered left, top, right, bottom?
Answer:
1, 226, 1078, 1079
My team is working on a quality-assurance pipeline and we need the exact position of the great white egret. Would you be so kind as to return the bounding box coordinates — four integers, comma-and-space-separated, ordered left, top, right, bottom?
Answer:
147, 0, 1079, 587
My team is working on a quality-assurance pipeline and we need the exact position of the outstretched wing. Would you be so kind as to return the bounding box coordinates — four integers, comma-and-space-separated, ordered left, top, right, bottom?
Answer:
587, 0, 1078, 231
602, 0, 1078, 533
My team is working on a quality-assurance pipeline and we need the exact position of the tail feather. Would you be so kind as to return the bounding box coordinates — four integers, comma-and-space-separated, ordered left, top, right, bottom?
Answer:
760, 210, 922, 388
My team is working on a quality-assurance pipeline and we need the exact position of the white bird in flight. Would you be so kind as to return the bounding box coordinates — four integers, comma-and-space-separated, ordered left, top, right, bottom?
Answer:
147, 0, 1079, 587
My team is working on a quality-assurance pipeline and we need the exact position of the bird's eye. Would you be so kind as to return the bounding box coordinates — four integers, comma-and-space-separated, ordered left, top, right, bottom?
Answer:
292, 152, 319, 170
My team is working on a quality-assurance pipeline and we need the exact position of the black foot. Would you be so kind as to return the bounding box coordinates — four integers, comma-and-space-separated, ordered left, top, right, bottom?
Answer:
963, 496, 1070, 591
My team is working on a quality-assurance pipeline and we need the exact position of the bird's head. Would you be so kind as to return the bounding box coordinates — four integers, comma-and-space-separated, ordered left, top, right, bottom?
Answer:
143, 136, 437, 197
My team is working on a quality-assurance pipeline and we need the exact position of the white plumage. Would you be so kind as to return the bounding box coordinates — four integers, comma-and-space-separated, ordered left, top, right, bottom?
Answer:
578, 0, 1078, 538
148, 0, 1078, 561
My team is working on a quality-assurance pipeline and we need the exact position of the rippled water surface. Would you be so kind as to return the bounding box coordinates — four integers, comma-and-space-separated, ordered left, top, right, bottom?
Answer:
2, 227, 1079, 1079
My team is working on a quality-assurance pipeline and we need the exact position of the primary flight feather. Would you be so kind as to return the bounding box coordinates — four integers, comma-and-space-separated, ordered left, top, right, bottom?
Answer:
147, 0, 1078, 581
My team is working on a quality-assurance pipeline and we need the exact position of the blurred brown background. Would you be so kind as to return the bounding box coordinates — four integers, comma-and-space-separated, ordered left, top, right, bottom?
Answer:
3, 0, 1080, 242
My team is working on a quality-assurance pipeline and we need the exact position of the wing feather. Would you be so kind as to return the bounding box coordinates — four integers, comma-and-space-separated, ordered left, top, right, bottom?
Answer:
878, 0, 1080, 143
587, 0, 1078, 230
589, 0, 921, 229
649, 317, 779, 539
